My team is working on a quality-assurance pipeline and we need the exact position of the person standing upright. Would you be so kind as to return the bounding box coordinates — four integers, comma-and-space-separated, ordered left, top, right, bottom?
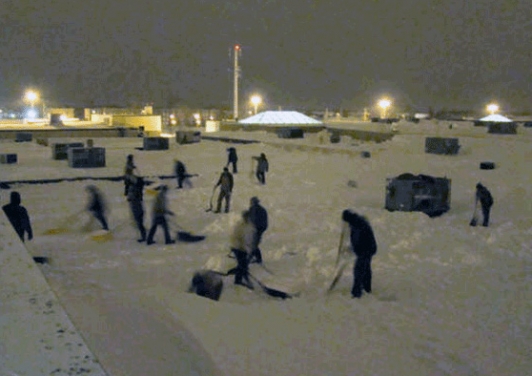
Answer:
123, 154, 137, 196
214, 167, 234, 213
146, 185, 175, 245
127, 176, 147, 242
226, 147, 238, 173
2, 191, 33, 242
248, 196, 268, 264
252, 153, 269, 184
341, 210, 377, 299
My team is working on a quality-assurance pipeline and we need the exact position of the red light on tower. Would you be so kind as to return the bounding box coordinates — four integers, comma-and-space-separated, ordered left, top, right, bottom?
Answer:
235, 44, 240, 51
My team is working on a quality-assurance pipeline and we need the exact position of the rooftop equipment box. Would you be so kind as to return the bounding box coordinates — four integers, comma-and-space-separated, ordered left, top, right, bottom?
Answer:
0, 154, 17, 164
425, 137, 460, 155
176, 130, 201, 144
277, 127, 304, 139
15, 132, 32, 142
67, 147, 106, 168
385, 173, 451, 217
51, 142, 85, 160
143, 137, 169, 150
487, 122, 518, 134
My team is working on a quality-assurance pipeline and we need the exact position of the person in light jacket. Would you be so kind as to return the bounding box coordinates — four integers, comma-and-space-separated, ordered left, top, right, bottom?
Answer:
146, 185, 175, 245
229, 210, 256, 289
214, 167, 234, 213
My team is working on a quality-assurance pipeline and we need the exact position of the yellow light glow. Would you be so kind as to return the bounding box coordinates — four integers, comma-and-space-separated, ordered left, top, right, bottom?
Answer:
378, 98, 392, 118
25, 90, 39, 106
487, 103, 499, 115
250, 95, 262, 114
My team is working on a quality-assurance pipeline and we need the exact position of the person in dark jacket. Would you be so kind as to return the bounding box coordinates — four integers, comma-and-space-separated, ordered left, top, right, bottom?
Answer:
248, 196, 268, 264
123, 154, 137, 196
188, 270, 224, 301
252, 153, 269, 184
127, 176, 147, 242
146, 185, 175, 245
2, 191, 33, 242
474, 183, 494, 227
226, 147, 238, 173
85, 185, 109, 231
342, 210, 377, 298
174, 159, 196, 189
214, 167, 234, 213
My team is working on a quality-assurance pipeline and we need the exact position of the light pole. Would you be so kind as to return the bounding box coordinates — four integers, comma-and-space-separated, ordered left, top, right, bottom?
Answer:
378, 98, 391, 119
487, 103, 499, 115
232, 44, 241, 121
250, 95, 262, 114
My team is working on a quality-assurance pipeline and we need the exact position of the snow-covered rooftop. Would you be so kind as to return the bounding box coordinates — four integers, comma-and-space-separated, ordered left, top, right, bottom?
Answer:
479, 114, 513, 122
240, 111, 322, 125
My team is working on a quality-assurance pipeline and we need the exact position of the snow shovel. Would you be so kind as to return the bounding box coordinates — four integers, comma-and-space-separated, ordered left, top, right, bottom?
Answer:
327, 222, 350, 293
88, 219, 130, 242
43, 210, 84, 235
248, 273, 294, 299
205, 185, 217, 212
327, 261, 349, 293
169, 217, 206, 242
469, 199, 479, 226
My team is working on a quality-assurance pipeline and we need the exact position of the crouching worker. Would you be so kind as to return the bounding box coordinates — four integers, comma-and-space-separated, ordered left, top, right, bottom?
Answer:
188, 270, 224, 301
229, 210, 256, 290
342, 210, 377, 299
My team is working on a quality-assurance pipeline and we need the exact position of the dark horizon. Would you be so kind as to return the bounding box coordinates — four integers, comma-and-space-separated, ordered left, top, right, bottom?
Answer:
1, 1, 530, 113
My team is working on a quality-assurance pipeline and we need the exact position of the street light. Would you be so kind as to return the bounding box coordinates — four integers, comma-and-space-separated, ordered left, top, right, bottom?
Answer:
487, 103, 499, 115
25, 90, 39, 108
250, 95, 262, 115
378, 98, 392, 119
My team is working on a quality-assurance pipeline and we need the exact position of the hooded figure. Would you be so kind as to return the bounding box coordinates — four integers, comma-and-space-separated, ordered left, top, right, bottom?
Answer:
342, 210, 377, 298
2, 191, 33, 242
252, 153, 269, 184
127, 176, 147, 242
248, 196, 268, 264
124, 154, 137, 196
174, 159, 193, 189
475, 183, 494, 227
226, 147, 238, 173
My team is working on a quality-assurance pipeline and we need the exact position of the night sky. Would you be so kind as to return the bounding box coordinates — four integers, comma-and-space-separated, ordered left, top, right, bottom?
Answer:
1, 0, 530, 112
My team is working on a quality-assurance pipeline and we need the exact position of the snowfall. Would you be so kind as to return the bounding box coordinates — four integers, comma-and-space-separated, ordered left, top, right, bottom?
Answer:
1, 119, 531, 376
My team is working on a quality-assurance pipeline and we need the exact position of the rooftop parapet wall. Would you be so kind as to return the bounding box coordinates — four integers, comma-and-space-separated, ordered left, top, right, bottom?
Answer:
0, 212, 107, 375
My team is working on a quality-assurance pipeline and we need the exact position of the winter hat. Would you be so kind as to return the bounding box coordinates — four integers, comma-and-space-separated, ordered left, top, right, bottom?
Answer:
250, 196, 260, 204
342, 209, 353, 223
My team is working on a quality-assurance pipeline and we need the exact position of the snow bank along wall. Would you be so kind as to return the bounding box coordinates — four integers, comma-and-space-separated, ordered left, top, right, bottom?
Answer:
0, 211, 107, 375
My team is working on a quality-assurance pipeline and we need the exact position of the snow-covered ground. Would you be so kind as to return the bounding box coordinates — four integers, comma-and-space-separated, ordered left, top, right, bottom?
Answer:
1, 120, 531, 375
